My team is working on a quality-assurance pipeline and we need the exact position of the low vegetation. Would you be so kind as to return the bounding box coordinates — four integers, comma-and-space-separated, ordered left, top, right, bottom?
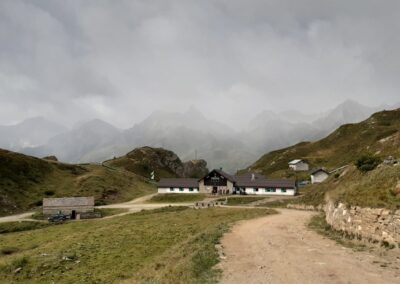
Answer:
0, 221, 53, 235
148, 193, 206, 203
0, 206, 275, 283
0, 149, 156, 216
355, 154, 382, 172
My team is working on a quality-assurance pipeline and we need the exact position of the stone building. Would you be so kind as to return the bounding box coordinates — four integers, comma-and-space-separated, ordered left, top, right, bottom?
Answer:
43, 196, 95, 218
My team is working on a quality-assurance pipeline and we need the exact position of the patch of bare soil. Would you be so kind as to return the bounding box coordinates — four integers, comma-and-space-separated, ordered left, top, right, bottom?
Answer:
218, 209, 400, 284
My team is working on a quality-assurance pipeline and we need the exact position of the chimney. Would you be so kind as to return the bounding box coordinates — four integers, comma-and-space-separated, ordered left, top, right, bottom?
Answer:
251, 173, 255, 181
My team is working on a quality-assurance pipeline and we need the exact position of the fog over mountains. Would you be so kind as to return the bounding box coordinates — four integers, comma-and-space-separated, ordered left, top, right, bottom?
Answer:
1, 100, 397, 173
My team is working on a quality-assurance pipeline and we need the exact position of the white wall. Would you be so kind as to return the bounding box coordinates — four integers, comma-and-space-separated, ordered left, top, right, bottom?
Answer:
311, 172, 329, 184
289, 162, 309, 171
158, 187, 200, 194
243, 187, 296, 196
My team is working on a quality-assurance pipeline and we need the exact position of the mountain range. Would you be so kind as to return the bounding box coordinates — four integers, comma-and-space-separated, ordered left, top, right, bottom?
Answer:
0, 100, 397, 173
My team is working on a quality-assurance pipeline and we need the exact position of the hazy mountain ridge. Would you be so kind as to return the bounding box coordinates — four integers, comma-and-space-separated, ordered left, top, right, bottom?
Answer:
1, 100, 398, 174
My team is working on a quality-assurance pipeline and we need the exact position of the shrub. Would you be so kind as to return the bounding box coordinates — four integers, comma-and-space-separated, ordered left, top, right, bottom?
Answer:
44, 190, 55, 196
355, 155, 381, 172
1, 247, 19, 255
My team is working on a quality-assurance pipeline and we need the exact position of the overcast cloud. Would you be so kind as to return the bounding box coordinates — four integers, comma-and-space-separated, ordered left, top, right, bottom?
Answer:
0, 0, 399, 128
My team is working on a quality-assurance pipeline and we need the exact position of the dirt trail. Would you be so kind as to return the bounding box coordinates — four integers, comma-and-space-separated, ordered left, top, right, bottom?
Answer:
219, 209, 400, 284
0, 212, 34, 223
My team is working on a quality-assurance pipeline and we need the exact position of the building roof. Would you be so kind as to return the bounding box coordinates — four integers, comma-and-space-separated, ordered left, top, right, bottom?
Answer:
235, 176, 296, 188
234, 172, 295, 188
199, 169, 237, 183
43, 197, 94, 207
288, 159, 307, 165
158, 178, 199, 188
310, 168, 329, 175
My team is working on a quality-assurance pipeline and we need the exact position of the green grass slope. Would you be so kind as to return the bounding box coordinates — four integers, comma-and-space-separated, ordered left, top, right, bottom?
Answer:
0, 149, 155, 216
246, 109, 400, 177
297, 165, 400, 209
0, 207, 275, 283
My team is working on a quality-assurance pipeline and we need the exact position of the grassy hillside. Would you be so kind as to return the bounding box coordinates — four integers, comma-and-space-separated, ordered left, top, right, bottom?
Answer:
297, 165, 400, 209
0, 149, 155, 216
245, 109, 400, 177
0, 207, 275, 283
105, 146, 208, 180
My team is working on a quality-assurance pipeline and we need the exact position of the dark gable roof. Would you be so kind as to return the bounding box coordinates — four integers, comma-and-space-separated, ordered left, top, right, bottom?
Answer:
234, 173, 296, 188
310, 168, 329, 175
158, 178, 199, 188
199, 169, 236, 182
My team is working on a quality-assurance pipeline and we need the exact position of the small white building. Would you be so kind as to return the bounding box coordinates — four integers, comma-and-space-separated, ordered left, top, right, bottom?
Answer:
288, 159, 309, 171
310, 168, 329, 184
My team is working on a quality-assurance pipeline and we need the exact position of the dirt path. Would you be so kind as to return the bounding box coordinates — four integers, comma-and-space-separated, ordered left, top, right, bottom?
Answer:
219, 209, 400, 284
0, 212, 34, 223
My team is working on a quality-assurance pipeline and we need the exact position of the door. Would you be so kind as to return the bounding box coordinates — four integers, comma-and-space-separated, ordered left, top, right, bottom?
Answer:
71, 210, 76, 220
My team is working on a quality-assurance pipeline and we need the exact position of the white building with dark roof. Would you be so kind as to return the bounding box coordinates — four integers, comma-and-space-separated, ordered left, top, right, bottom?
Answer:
158, 169, 297, 196
310, 168, 329, 184
288, 159, 309, 171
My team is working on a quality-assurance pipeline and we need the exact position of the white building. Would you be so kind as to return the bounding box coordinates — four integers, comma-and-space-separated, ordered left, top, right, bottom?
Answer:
310, 168, 329, 184
157, 169, 297, 196
288, 159, 309, 171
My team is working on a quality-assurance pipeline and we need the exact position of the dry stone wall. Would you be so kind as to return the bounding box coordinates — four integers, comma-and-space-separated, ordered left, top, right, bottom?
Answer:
324, 200, 400, 247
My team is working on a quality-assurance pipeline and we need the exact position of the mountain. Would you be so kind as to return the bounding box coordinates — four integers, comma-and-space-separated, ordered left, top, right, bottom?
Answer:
23, 119, 124, 163
0, 117, 67, 150
4, 100, 397, 173
244, 108, 400, 178
311, 99, 379, 136
105, 146, 209, 180
123, 108, 253, 173
0, 148, 155, 216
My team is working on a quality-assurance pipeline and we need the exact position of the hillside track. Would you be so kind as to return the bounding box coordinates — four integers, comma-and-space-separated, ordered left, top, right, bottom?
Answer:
218, 209, 400, 284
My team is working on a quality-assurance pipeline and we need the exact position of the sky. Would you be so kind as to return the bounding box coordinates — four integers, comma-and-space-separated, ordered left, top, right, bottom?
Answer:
0, 0, 399, 128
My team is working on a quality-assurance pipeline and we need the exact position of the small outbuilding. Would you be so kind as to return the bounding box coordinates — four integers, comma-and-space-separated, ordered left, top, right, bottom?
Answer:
310, 168, 329, 184
43, 197, 95, 218
288, 159, 309, 171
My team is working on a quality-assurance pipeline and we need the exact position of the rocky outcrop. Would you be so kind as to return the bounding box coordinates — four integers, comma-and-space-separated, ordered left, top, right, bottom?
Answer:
183, 159, 208, 178
42, 155, 58, 161
324, 200, 400, 247
108, 146, 209, 180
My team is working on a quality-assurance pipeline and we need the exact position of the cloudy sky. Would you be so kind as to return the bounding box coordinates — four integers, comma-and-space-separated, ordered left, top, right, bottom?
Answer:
0, 0, 399, 128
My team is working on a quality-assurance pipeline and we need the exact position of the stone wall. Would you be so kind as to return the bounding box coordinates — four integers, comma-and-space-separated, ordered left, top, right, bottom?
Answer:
286, 203, 324, 211
324, 200, 400, 247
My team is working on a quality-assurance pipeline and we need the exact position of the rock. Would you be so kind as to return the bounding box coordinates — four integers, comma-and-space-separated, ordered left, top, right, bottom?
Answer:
42, 155, 58, 161
13, 267, 22, 274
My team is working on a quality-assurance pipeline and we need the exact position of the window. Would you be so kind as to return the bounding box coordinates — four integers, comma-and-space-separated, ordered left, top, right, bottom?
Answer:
281, 189, 287, 193
266, 188, 276, 192
170, 188, 175, 192
254, 188, 259, 192
179, 188, 184, 192
189, 188, 193, 192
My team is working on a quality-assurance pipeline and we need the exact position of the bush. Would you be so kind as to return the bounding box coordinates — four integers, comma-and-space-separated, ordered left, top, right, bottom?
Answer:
44, 190, 55, 196
1, 247, 19, 255
355, 155, 381, 172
